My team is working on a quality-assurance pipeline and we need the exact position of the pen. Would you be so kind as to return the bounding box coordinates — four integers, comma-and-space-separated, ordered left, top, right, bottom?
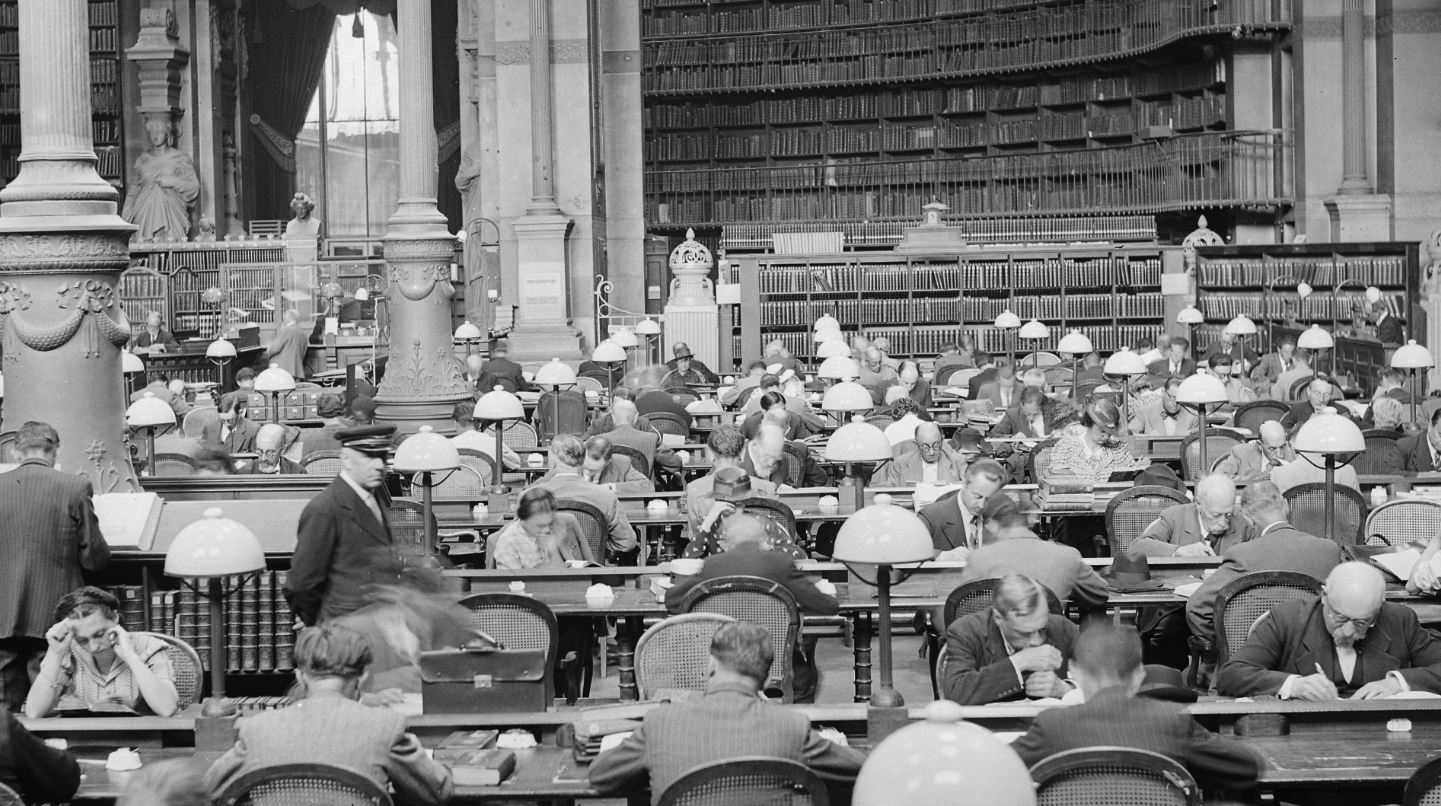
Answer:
1314, 662, 1326, 677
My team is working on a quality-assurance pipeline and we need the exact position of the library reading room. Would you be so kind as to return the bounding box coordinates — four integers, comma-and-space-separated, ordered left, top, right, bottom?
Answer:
5, 0, 1441, 804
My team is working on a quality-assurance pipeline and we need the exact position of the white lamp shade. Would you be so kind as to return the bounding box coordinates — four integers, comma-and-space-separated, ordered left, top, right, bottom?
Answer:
821, 381, 874, 412
1297, 324, 1334, 350
353, 287, 371, 302
121, 350, 145, 374
1223, 314, 1258, 336
1392, 340, 1435, 370
205, 338, 237, 359
534, 358, 578, 387
1366, 286, 1382, 304
1296, 281, 1313, 299
1018, 320, 1050, 340
126, 392, 177, 428
1293, 408, 1366, 454
474, 386, 524, 421
1175, 373, 1229, 406
453, 320, 483, 341
1176, 305, 1205, 325
813, 326, 843, 343
393, 425, 461, 473
610, 329, 640, 349
854, 701, 1036, 806
591, 340, 626, 363
254, 364, 297, 393
993, 309, 1022, 329
817, 340, 852, 360
814, 313, 840, 332
824, 418, 894, 463
164, 507, 265, 578
635, 318, 662, 336
1056, 331, 1093, 355
1102, 348, 1148, 376
818, 356, 861, 381
832, 495, 934, 565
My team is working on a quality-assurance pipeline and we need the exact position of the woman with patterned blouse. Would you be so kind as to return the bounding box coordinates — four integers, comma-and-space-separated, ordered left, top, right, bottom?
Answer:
1045, 399, 1149, 486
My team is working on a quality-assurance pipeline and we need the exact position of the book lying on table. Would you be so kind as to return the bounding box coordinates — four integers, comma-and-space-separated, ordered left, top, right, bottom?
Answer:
439, 749, 516, 787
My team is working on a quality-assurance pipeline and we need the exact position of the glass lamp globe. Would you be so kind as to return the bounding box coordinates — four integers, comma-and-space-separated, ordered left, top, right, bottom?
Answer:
353, 287, 371, 302
818, 356, 861, 381
254, 364, 297, 393
1392, 340, 1435, 370
121, 350, 145, 374
1018, 319, 1050, 340
534, 358, 578, 387
1366, 286, 1382, 305
1176, 372, 1229, 406
474, 386, 524, 422
814, 313, 840, 333
453, 320, 483, 341
1223, 314, 1258, 336
1102, 347, 1148, 376
1294, 408, 1366, 455
817, 340, 852, 360
1176, 305, 1205, 325
393, 426, 461, 473
824, 418, 894, 464
126, 392, 176, 428
1297, 324, 1334, 351
591, 340, 626, 363
164, 507, 265, 579
821, 381, 873, 412
813, 326, 843, 343
610, 329, 640, 349
1296, 281, 1313, 299
832, 495, 934, 565
205, 338, 237, 360
993, 309, 1022, 329
635, 318, 662, 336
1056, 330, 1093, 355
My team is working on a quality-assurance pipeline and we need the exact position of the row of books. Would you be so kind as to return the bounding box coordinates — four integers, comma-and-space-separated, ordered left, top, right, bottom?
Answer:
764, 322, 1166, 359
718, 215, 1158, 251
95, 144, 121, 179
89, 1, 119, 28
755, 257, 1160, 295
93, 118, 121, 143
1196, 257, 1410, 289
757, 294, 1163, 327
112, 572, 298, 674
89, 25, 118, 53
1198, 292, 1405, 322
644, 0, 936, 36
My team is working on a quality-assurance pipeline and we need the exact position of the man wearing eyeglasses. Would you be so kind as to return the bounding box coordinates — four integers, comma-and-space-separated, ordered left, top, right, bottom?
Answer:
1217, 562, 1441, 699
1128, 474, 1255, 559
879, 422, 964, 485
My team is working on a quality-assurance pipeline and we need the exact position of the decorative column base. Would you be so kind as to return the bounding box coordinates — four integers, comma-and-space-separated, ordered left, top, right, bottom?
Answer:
1325, 194, 1392, 242
663, 304, 720, 372
508, 213, 582, 361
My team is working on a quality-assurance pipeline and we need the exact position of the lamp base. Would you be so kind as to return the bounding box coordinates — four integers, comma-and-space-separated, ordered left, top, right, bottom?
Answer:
866, 699, 910, 745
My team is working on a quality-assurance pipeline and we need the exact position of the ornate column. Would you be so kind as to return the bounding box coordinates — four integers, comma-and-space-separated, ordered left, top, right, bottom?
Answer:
1325, 0, 1391, 240
663, 229, 720, 372
373, 0, 471, 434
0, 0, 138, 493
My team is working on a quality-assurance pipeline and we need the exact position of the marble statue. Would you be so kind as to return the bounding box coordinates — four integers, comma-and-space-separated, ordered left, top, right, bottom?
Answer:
122, 116, 200, 242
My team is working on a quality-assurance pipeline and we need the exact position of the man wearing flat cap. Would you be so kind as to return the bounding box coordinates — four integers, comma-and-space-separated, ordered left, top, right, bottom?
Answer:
664, 343, 718, 386
286, 425, 406, 625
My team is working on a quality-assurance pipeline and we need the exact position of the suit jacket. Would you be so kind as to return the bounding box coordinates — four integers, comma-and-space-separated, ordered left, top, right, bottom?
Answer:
906, 378, 933, 408
0, 460, 109, 639
0, 710, 79, 803
541, 455, 654, 493
635, 390, 693, 426
664, 357, 719, 385
1010, 687, 1261, 789
1185, 523, 1342, 641
476, 357, 535, 393
1251, 352, 1305, 382
683, 472, 778, 542
222, 417, 262, 454
1397, 432, 1437, 472
1129, 397, 1198, 436
1129, 503, 1255, 559
877, 440, 965, 486
919, 490, 1019, 555
966, 366, 997, 400
284, 477, 403, 625
589, 681, 865, 804
264, 321, 307, 380
960, 535, 1108, 609
1280, 400, 1355, 432
130, 327, 180, 353
1212, 441, 1278, 483
531, 473, 639, 555
975, 380, 1020, 410
603, 424, 680, 472
942, 610, 1077, 704
1218, 599, 1441, 697
1377, 313, 1404, 346
203, 696, 452, 806
1147, 357, 1197, 380
664, 541, 838, 615
740, 451, 789, 487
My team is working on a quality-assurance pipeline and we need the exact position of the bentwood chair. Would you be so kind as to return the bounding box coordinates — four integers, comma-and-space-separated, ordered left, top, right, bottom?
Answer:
214, 762, 393, 806
1179, 429, 1244, 481
457, 592, 580, 705
678, 575, 800, 702
1029, 747, 1200, 806
1187, 570, 1324, 691
153, 452, 198, 476
1356, 429, 1405, 476
1283, 482, 1368, 546
609, 444, 653, 479
1403, 755, 1441, 806
647, 411, 691, 439
1232, 400, 1289, 434
138, 631, 203, 708
1365, 498, 1441, 548
301, 450, 343, 476
656, 757, 830, 806
928, 579, 1063, 698
456, 448, 499, 487
633, 613, 736, 700
555, 499, 611, 564
1101, 485, 1189, 558
0, 783, 19, 806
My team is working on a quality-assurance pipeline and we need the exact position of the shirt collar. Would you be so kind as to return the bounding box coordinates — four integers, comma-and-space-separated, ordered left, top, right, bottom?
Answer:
704, 680, 764, 698
1260, 521, 1289, 537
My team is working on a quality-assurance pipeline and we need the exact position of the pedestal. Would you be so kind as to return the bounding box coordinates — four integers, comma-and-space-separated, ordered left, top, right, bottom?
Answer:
1325, 194, 1393, 242
662, 304, 719, 371
508, 213, 582, 361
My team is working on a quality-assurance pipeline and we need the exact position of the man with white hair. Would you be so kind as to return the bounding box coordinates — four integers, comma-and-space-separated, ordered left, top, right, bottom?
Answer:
761, 340, 802, 374
742, 422, 789, 487
1279, 377, 1352, 432
241, 424, 304, 474
601, 399, 681, 474
1129, 474, 1255, 558
1219, 562, 1441, 698
899, 363, 931, 407
1212, 420, 1293, 483
856, 347, 899, 404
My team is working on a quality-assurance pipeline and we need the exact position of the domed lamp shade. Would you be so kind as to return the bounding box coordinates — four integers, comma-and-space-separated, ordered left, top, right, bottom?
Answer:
818, 355, 861, 381
854, 701, 1036, 806
453, 320, 483, 341
1056, 330, 1093, 355
121, 350, 145, 374
816, 339, 851, 360
825, 418, 894, 464
1176, 372, 1230, 475
635, 318, 662, 336
821, 381, 873, 413
1176, 305, 1205, 325
993, 309, 1022, 329
126, 391, 176, 428
1297, 324, 1335, 351
1391, 340, 1434, 428
591, 340, 626, 364
474, 386, 524, 422
1294, 408, 1366, 543
814, 313, 840, 333
813, 326, 843, 343
353, 286, 371, 302
205, 338, 237, 361
164, 507, 266, 698
1018, 319, 1050, 340
610, 329, 640, 349
253, 364, 296, 393
1223, 314, 1258, 336
534, 358, 578, 388
1103, 347, 1148, 376
394, 426, 460, 556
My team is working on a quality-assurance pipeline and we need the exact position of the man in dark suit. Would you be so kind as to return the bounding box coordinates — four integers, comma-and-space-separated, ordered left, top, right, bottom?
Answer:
1129, 473, 1255, 558
474, 339, 534, 394
0, 710, 80, 801
918, 459, 1019, 560
532, 434, 640, 561
1145, 337, 1197, 382
1397, 406, 1441, 472
989, 386, 1067, 475
973, 361, 1020, 410
240, 424, 305, 474
943, 575, 1078, 704
0, 422, 109, 711
589, 621, 864, 802
740, 421, 790, 487
964, 352, 997, 401
285, 426, 407, 625
1279, 376, 1353, 432
128, 310, 181, 354
1374, 300, 1404, 347
1186, 481, 1342, 643
1206, 333, 1260, 375
664, 343, 719, 385
602, 399, 681, 475
217, 391, 261, 454
1250, 337, 1303, 383
960, 511, 1107, 609
1218, 562, 1441, 699
1012, 622, 1261, 791
899, 364, 932, 408
536, 435, 653, 494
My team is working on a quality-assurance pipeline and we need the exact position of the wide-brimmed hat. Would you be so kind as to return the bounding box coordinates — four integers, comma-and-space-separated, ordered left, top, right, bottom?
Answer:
1087, 398, 1122, 433
673, 344, 694, 360
1136, 664, 1198, 703
712, 465, 753, 502
1102, 552, 1165, 592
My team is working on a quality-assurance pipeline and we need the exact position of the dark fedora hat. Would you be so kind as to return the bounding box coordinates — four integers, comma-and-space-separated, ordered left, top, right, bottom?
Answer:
1136, 663, 1197, 703
712, 465, 753, 502
1102, 551, 1166, 592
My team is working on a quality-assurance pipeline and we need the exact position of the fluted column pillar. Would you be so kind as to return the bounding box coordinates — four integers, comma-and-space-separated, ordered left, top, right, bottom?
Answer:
1337, 0, 1371, 195
374, 0, 471, 434
0, 0, 138, 493
527, 0, 560, 215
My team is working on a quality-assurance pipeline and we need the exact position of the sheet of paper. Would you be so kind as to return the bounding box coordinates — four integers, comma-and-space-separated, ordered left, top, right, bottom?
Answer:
1171, 582, 1203, 599
1372, 547, 1422, 581
598, 732, 633, 753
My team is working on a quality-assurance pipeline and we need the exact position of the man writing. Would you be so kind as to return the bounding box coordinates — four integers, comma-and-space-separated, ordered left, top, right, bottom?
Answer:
878, 422, 964, 485
1130, 376, 1196, 436
857, 347, 899, 404
918, 459, 1018, 561
1129, 473, 1254, 558
1397, 407, 1441, 472
1213, 421, 1292, 483
960, 510, 1108, 609
942, 575, 1077, 704
129, 310, 180, 354
539, 435, 652, 493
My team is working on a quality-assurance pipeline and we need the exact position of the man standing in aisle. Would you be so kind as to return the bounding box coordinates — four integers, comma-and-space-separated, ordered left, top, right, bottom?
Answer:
0, 422, 109, 710
264, 309, 308, 381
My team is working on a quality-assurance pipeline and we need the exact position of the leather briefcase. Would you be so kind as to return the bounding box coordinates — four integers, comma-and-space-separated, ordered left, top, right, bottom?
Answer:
418, 647, 548, 714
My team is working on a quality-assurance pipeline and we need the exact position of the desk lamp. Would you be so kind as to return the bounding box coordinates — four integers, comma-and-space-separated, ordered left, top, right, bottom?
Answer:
817, 338, 851, 362
1018, 319, 1049, 370
635, 318, 662, 365
821, 379, 872, 429
1176, 372, 1229, 475
205, 337, 236, 385
855, 700, 1035, 806
993, 309, 1021, 367
534, 358, 579, 442
824, 416, 893, 512
1297, 324, 1335, 380
453, 321, 483, 356
165, 507, 265, 698
1102, 347, 1149, 428
591, 340, 627, 390
818, 356, 861, 383
475, 386, 524, 496
814, 313, 840, 335
122, 349, 145, 397
126, 391, 176, 476
1177, 304, 1204, 345
1391, 340, 1434, 430
1293, 409, 1365, 543
1223, 314, 1257, 369
254, 364, 296, 423
1056, 330, 1093, 402
394, 426, 461, 556
832, 496, 933, 740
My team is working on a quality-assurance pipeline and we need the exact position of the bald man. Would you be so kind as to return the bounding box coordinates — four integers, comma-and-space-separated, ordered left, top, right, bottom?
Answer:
879, 422, 964, 485
856, 347, 899, 404
1218, 563, 1441, 699
601, 399, 681, 474
899, 364, 931, 408
1128, 474, 1255, 558
242, 424, 304, 474
1212, 420, 1293, 483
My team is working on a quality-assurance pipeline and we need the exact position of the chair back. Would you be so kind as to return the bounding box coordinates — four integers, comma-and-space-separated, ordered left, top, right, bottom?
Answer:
781, 441, 809, 487
734, 385, 761, 409
1233, 400, 1289, 433
1214, 571, 1323, 668
301, 450, 343, 476
213, 762, 394, 806
1356, 429, 1405, 476
864, 414, 893, 429
647, 411, 691, 438
609, 444, 653, 479
1029, 439, 1059, 483
457, 448, 498, 486
1282, 482, 1368, 545
678, 575, 800, 701
457, 593, 561, 704
136, 631, 202, 709
573, 375, 606, 395
633, 613, 736, 700
1022, 352, 1063, 368
502, 421, 540, 450
1366, 498, 1441, 548
656, 757, 829, 806
153, 452, 198, 476
1029, 747, 1200, 806
1179, 429, 1244, 481
0, 783, 19, 806
0, 432, 15, 463
1043, 366, 1073, 386
669, 389, 701, 408
936, 581, 1063, 683
934, 365, 975, 387
1289, 374, 1323, 401
1104, 485, 1189, 557
556, 498, 609, 562
421, 463, 488, 501
536, 390, 589, 440
385, 499, 433, 559
1403, 755, 1441, 806
580, 369, 616, 390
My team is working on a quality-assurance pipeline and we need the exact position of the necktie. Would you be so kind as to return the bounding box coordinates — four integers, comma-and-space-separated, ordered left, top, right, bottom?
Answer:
1032, 415, 1045, 437
1001, 387, 1010, 407
220, 424, 231, 443
967, 514, 982, 550
360, 490, 384, 527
